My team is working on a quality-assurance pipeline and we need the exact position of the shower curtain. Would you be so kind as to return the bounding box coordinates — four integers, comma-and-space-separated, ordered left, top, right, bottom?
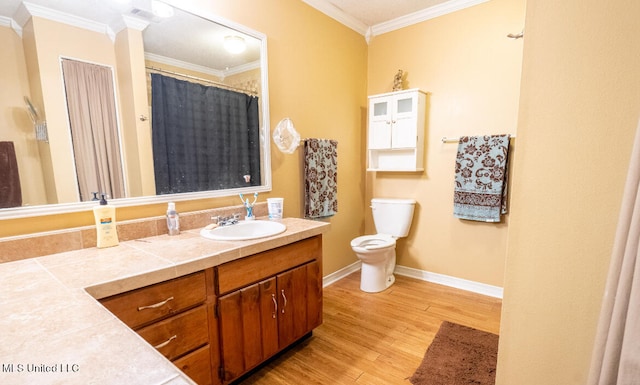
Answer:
588, 119, 640, 384
151, 73, 260, 194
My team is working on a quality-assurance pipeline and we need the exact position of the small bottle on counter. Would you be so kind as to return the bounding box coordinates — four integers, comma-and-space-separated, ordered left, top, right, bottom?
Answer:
93, 194, 119, 248
166, 202, 180, 235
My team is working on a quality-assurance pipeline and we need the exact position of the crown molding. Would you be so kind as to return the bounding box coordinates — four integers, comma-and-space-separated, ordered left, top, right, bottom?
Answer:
145, 52, 260, 80
21, 2, 112, 36
0, 15, 22, 37
301, 0, 369, 35
121, 14, 150, 31
109, 14, 150, 37
145, 52, 225, 78
303, 0, 490, 42
371, 0, 490, 36
223, 60, 261, 77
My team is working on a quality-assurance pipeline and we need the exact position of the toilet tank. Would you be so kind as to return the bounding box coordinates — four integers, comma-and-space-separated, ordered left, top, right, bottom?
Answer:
371, 198, 416, 238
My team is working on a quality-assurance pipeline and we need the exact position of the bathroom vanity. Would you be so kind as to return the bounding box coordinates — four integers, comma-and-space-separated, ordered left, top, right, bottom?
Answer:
0, 217, 329, 385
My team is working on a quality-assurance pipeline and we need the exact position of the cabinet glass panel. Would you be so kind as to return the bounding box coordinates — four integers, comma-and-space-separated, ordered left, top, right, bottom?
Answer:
373, 102, 388, 116
396, 98, 413, 114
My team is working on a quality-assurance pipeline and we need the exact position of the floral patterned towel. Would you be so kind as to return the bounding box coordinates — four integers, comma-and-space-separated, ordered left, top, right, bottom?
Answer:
304, 139, 338, 219
454, 135, 511, 222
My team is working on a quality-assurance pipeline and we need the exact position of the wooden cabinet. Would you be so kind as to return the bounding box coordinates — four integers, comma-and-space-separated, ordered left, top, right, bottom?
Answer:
216, 236, 323, 383
367, 88, 426, 171
100, 235, 323, 385
101, 270, 218, 385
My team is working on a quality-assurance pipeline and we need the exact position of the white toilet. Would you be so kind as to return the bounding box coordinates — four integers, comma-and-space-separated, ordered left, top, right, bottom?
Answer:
351, 198, 416, 293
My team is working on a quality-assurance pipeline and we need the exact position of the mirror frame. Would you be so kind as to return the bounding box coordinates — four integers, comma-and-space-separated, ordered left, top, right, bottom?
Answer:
0, 1, 271, 220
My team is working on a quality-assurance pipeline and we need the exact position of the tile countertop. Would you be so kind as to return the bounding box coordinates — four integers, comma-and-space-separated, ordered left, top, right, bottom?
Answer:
0, 217, 330, 385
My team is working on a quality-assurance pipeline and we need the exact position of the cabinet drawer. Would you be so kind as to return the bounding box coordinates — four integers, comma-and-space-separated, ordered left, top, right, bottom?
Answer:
173, 344, 213, 385
101, 271, 206, 329
137, 305, 209, 361
216, 236, 322, 295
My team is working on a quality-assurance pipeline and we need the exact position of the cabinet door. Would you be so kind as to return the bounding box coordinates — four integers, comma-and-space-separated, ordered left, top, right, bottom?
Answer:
368, 98, 392, 149
218, 278, 277, 383
218, 290, 244, 381
276, 261, 322, 349
391, 94, 418, 148
305, 260, 323, 331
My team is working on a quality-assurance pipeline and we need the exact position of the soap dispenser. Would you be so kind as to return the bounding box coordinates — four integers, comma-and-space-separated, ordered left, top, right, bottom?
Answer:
93, 194, 119, 248
166, 202, 180, 235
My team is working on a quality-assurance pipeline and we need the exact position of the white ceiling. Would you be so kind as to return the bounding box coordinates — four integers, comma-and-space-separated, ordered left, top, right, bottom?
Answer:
303, 0, 489, 37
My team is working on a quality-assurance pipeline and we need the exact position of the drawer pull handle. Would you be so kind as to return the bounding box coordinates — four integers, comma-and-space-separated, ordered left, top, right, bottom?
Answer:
138, 296, 174, 311
281, 290, 287, 314
154, 335, 177, 349
271, 294, 278, 318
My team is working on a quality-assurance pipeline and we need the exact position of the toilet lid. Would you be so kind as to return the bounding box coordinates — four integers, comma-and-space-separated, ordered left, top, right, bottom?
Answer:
351, 234, 395, 250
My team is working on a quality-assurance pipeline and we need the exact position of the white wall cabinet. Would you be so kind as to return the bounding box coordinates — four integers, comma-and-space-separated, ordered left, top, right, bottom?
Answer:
367, 88, 426, 171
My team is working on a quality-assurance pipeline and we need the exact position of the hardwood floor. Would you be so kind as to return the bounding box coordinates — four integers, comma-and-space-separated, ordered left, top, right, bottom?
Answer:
238, 271, 502, 384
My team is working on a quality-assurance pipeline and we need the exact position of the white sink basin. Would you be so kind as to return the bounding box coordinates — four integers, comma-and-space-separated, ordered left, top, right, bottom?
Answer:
200, 220, 286, 241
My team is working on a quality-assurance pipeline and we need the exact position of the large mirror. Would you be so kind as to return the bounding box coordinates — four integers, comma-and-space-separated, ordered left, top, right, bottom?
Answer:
0, 0, 271, 219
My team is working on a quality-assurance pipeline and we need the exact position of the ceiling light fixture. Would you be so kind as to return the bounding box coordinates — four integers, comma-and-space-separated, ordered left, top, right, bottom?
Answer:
224, 35, 246, 54
151, 0, 174, 18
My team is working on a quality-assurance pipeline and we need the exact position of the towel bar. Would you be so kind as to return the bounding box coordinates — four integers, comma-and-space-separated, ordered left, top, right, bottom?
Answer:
441, 135, 516, 143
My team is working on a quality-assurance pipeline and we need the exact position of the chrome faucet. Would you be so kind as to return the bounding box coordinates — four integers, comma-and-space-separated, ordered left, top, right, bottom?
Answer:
211, 213, 241, 226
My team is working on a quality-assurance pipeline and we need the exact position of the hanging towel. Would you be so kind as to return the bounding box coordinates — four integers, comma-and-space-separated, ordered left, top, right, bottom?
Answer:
453, 135, 510, 222
0, 141, 22, 208
304, 139, 338, 219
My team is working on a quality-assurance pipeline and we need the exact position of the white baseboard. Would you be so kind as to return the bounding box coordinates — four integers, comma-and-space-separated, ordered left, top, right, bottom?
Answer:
394, 265, 503, 299
323, 262, 503, 299
322, 261, 361, 287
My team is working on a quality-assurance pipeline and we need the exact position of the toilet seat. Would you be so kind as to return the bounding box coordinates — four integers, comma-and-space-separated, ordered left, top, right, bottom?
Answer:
350, 234, 396, 251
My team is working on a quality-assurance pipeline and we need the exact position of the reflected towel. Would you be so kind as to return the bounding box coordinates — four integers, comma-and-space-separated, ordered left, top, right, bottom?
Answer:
453, 135, 510, 222
304, 139, 338, 218
0, 141, 22, 208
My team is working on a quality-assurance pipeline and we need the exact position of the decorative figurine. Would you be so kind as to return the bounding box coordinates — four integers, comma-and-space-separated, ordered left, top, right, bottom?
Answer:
393, 69, 404, 91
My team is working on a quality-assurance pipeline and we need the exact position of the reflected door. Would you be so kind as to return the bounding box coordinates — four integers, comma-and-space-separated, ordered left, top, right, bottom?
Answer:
61, 59, 125, 201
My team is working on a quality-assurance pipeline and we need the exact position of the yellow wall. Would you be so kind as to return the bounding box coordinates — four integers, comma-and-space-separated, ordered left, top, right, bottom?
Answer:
497, 0, 640, 383
367, 0, 526, 287
0, 25, 47, 206
115, 27, 152, 198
